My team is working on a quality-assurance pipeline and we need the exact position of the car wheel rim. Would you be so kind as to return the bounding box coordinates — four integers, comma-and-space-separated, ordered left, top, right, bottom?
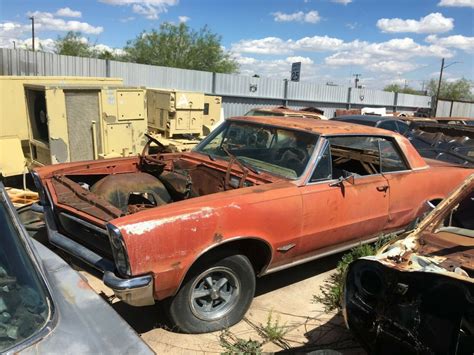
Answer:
189, 266, 240, 321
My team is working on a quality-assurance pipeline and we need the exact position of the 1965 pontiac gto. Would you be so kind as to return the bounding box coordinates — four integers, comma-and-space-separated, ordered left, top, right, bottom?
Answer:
32, 116, 473, 333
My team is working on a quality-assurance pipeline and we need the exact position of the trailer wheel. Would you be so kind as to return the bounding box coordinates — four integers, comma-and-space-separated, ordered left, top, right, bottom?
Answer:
166, 254, 255, 333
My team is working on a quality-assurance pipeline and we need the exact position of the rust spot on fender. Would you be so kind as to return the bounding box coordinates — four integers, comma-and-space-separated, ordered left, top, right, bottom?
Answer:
213, 233, 224, 243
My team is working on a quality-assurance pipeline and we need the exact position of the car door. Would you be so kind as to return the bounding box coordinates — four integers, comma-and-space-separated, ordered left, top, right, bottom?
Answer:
378, 137, 429, 229
296, 136, 390, 258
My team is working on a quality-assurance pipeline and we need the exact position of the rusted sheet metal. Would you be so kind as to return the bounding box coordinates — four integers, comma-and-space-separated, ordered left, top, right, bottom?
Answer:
90, 172, 171, 214
35, 117, 473, 305
344, 174, 474, 354
52, 175, 122, 220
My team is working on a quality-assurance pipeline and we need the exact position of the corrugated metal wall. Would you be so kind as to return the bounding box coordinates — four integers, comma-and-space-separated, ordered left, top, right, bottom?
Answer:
5, 48, 463, 119
436, 99, 474, 118
397, 93, 432, 108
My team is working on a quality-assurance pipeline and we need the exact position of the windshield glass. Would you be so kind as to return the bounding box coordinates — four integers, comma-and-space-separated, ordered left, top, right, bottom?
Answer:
0, 201, 49, 351
195, 121, 318, 179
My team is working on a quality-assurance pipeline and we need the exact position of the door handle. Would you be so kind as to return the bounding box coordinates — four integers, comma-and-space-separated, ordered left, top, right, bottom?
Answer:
376, 185, 389, 192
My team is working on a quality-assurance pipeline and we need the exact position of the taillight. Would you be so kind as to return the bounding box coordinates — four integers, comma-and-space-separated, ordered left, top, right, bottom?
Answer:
106, 223, 131, 277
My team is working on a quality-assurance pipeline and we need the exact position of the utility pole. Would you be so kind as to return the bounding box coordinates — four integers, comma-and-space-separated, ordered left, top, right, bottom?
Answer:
353, 73, 361, 88
12, 41, 16, 50
434, 57, 445, 116
29, 16, 35, 51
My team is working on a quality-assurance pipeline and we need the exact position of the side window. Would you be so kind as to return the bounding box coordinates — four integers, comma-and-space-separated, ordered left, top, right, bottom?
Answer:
378, 120, 398, 133
395, 121, 409, 135
379, 139, 409, 172
203, 103, 210, 116
310, 142, 332, 182
328, 136, 381, 178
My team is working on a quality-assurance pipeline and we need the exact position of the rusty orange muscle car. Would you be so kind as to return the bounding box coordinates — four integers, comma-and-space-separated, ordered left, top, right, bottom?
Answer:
32, 116, 473, 333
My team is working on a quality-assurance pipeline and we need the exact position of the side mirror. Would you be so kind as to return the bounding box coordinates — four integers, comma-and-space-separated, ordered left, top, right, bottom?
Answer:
329, 174, 355, 187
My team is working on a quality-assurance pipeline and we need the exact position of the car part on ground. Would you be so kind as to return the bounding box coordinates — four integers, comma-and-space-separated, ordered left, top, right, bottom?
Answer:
343, 174, 474, 354
33, 116, 473, 333
0, 182, 153, 354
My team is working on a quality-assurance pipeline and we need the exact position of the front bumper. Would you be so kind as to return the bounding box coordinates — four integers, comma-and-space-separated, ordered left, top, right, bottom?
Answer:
37, 202, 155, 307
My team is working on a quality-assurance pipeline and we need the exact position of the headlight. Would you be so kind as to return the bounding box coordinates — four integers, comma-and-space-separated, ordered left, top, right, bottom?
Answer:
357, 267, 385, 297
106, 223, 131, 277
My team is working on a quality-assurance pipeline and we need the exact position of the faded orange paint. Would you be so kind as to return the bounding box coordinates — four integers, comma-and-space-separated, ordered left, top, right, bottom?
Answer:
35, 116, 474, 301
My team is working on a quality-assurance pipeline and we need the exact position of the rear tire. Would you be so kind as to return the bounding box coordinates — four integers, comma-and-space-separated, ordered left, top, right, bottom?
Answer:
167, 254, 256, 333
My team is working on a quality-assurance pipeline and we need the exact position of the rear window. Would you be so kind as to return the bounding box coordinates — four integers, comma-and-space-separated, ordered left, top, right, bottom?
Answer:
0, 202, 50, 352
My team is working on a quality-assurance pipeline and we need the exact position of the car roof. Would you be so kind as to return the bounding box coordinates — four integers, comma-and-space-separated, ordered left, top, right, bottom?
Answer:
228, 115, 399, 136
333, 115, 401, 123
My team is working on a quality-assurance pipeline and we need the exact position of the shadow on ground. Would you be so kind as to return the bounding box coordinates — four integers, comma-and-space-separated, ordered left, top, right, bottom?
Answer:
277, 313, 365, 355
106, 251, 344, 335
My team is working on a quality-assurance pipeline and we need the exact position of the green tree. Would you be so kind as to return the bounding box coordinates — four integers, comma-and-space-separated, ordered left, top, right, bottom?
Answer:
55, 31, 123, 60
124, 23, 238, 73
55, 31, 92, 57
427, 78, 473, 101
383, 83, 421, 95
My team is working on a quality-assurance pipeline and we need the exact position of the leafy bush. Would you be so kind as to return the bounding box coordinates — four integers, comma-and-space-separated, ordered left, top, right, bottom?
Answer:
313, 235, 396, 311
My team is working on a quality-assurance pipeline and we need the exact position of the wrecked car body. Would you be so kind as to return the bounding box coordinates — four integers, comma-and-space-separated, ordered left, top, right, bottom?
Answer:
406, 120, 474, 167
344, 174, 474, 354
33, 116, 473, 333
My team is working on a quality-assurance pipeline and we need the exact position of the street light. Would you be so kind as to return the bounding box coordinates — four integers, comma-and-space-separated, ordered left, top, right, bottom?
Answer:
29, 16, 35, 51
434, 58, 462, 116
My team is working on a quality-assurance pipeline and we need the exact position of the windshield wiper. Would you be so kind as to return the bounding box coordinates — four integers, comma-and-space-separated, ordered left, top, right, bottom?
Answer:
221, 146, 260, 175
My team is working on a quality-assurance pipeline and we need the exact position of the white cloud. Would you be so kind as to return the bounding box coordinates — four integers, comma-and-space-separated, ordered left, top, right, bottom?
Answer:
27, 11, 103, 34
366, 60, 420, 74
377, 12, 454, 34
331, 0, 352, 4
93, 43, 126, 56
99, 0, 178, 20
235, 54, 318, 80
232, 37, 294, 55
426, 34, 474, 51
294, 35, 344, 51
272, 10, 321, 24
232, 35, 343, 55
178, 16, 190, 23
55, 7, 82, 18
438, 0, 474, 8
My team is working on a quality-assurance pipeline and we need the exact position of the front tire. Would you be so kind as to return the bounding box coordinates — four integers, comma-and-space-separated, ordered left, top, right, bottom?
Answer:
167, 254, 256, 333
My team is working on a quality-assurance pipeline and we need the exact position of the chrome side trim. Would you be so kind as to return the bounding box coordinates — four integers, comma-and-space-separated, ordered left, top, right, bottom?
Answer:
263, 229, 405, 275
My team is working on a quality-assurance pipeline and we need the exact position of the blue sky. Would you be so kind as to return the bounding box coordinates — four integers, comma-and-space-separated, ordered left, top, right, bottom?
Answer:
0, 0, 473, 89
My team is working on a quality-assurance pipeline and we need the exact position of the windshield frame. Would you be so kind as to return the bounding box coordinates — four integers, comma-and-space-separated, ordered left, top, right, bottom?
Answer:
193, 119, 320, 180
0, 184, 56, 353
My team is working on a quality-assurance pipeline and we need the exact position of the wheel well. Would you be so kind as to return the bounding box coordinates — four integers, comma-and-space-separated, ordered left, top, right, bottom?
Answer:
192, 238, 273, 276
